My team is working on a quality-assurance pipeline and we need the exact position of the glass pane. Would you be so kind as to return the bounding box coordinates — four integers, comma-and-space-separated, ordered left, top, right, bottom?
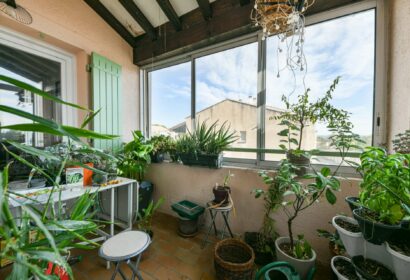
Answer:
195, 42, 258, 159
0, 43, 62, 147
265, 9, 375, 164
150, 62, 191, 138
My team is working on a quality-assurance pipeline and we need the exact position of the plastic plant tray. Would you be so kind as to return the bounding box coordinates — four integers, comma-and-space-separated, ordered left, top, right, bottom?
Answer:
171, 200, 205, 220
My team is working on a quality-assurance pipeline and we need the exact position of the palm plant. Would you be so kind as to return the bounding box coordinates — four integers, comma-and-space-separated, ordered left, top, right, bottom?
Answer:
0, 74, 117, 279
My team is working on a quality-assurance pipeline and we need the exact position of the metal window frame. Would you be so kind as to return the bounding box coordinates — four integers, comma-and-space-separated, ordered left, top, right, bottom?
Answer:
140, 0, 386, 176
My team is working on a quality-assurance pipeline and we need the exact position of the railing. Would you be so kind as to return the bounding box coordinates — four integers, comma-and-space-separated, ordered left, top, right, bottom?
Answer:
224, 147, 362, 158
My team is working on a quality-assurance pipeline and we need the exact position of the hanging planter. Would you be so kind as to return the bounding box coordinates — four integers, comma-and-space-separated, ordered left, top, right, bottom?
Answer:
345, 196, 361, 213
353, 208, 401, 245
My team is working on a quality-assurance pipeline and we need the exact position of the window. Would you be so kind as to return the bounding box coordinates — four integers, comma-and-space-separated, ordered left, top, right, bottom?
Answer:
0, 27, 76, 147
239, 131, 247, 144
265, 9, 376, 164
149, 62, 191, 137
195, 42, 258, 159
142, 2, 384, 169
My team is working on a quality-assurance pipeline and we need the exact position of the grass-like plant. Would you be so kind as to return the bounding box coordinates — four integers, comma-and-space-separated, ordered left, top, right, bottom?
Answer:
0, 74, 117, 279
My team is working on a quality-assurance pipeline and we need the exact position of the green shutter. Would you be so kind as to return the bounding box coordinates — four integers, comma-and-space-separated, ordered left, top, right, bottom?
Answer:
91, 52, 122, 150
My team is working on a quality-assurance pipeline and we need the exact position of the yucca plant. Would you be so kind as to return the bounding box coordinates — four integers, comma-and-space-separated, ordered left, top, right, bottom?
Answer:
0, 75, 117, 279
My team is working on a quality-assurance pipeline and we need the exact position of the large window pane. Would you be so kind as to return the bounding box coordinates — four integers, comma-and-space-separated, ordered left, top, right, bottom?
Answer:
0, 43, 62, 147
150, 62, 191, 138
195, 42, 258, 159
265, 9, 375, 164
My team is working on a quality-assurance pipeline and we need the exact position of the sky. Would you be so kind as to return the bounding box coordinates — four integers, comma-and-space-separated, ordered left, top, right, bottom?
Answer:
150, 9, 375, 136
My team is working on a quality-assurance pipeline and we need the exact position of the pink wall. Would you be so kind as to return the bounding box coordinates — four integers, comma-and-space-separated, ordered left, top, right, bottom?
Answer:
146, 163, 360, 266
0, 0, 139, 140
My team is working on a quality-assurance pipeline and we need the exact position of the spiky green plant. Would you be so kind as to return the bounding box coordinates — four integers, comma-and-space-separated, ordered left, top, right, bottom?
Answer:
175, 120, 238, 156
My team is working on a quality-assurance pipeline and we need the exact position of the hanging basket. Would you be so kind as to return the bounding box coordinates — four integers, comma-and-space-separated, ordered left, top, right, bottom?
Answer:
214, 238, 255, 280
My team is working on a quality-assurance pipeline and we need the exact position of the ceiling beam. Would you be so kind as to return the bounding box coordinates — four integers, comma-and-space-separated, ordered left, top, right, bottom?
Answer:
84, 0, 136, 46
196, 0, 212, 20
156, 0, 182, 31
239, 0, 250, 5
134, 0, 255, 65
119, 0, 157, 40
133, 0, 367, 65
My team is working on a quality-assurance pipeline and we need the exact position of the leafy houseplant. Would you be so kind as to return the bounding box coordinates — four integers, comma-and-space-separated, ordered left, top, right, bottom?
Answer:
148, 135, 175, 163
136, 196, 165, 238
0, 75, 116, 279
117, 130, 153, 182
352, 147, 410, 245
275, 77, 361, 175
175, 120, 237, 168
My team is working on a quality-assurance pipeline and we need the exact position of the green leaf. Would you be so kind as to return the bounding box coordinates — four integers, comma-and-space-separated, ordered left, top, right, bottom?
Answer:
0, 74, 88, 111
325, 188, 337, 205
320, 167, 331, 177
62, 126, 118, 140
6, 141, 60, 161
279, 144, 287, 151
81, 108, 101, 129
278, 129, 289, 137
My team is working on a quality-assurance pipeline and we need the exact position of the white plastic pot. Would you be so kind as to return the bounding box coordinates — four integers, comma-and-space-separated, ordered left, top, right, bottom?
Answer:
332, 215, 364, 257
331, 256, 354, 280
275, 236, 316, 280
386, 242, 410, 280
363, 240, 393, 270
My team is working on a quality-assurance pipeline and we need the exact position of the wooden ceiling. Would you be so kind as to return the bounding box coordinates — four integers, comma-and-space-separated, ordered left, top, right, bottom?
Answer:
84, 0, 364, 66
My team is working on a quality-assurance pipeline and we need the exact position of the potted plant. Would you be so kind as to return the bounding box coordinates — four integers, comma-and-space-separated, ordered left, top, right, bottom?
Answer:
331, 256, 360, 280
331, 215, 363, 257
250, 170, 288, 265
275, 77, 348, 175
351, 255, 397, 280
386, 231, 410, 280
175, 120, 237, 168
148, 135, 174, 163
269, 160, 341, 279
136, 197, 165, 238
117, 130, 155, 213
352, 148, 409, 245
213, 170, 234, 204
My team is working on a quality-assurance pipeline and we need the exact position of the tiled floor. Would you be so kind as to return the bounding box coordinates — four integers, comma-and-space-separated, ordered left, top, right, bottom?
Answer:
0, 212, 332, 279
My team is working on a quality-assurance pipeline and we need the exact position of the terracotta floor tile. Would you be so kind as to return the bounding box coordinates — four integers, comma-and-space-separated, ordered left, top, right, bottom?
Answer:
139, 258, 162, 275
157, 239, 178, 255
154, 266, 183, 280
155, 253, 181, 270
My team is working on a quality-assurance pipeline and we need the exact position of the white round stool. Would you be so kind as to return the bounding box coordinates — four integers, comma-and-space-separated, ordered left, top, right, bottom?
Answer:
99, 231, 150, 280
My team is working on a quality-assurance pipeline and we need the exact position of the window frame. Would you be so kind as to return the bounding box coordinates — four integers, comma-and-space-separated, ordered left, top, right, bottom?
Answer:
0, 25, 77, 131
141, 0, 387, 174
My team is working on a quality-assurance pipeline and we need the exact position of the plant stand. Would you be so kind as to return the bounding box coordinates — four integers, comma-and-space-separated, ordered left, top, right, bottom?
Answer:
202, 200, 234, 248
